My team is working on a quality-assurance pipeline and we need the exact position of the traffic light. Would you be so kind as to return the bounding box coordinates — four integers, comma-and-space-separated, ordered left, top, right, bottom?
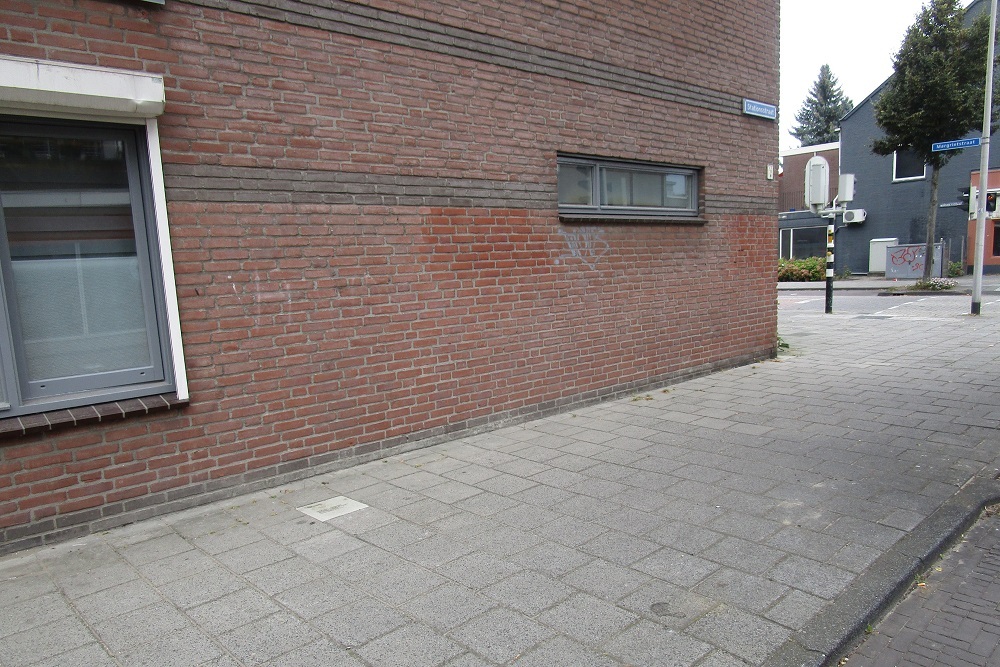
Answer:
988, 192, 997, 213
959, 187, 971, 212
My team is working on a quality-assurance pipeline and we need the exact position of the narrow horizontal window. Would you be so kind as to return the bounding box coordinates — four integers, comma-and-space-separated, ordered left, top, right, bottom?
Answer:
557, 156, 699, 218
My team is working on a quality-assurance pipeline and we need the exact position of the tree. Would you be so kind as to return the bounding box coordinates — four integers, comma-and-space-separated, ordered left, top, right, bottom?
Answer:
791, 65, 854, 146
872, 0, 993, 280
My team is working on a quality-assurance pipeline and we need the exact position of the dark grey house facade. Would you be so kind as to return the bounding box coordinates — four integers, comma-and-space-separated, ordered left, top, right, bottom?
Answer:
836, 0, 1000, 275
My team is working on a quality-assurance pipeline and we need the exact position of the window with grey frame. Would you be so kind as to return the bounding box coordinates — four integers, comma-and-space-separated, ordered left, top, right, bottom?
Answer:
557, 156, 699, 218
892, 149, 926, 181
0, 119, 174, 417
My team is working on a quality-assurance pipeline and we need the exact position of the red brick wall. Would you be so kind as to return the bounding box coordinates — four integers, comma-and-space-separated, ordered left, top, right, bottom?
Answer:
0, 0, 779, 551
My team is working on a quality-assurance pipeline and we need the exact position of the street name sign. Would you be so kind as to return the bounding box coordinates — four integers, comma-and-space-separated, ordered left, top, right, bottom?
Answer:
932, 138, 981, 152
743, 99, 777, 120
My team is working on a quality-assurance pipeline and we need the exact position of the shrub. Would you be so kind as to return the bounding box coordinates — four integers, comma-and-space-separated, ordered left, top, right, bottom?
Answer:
948, 261, 965, 277
912, 277, 958, 291
778, 256, 826, 282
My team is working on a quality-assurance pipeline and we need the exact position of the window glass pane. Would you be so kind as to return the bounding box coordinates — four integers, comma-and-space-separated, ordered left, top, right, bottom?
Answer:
894, 150, 925, 180
993, 223, 1000, 257
791, 226, 826, 258
631, 172, 664, 207
602, 169, 631, 206
0, 132, 154, 386
557, 164, 593, 205
779, 228, 792, 260
664, 173, 694, 209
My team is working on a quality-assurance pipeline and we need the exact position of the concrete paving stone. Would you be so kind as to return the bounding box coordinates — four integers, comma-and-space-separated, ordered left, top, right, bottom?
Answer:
260, 639, 365, 667
767, 554, 855, 600
73, 577, 164, 623
355, 622, 465, 667
453, 491, 520, 516
692, 567, 789, 613
398, 533, 476, 568
579, 530, 660, 567
608, 487, 673, 513
472, 472, 537, 496
547, 452, 600, 473
566, 477, 630, 500
482, 570, 573, 615
645, 521, 724, 556
421, 480, 484, 504
433, 551, 523, 589
634, 547, 720, 587
764, 588, 829, 631
313, 596, 408, 649
137, 548, 222, 587
357, 519, 431, 551
324, 506, 399, 535
186, 587, 282, 634
688, 605, 791, 665
553, 494, 623, 521
513, 634, 623, 667
350, 483, 424, 511
359, 561, 449, 605
273, 575, 363, 619
538, 592, 638, 644
116, 626, 223, 667
96, 518, 173, 549
50, 557, 138, 599
765, 526, 849, 562
561, 558, 651, 602
401, 581, 495, 630
449, 607, 555, 664
492, 457, 552, 479
825, 514, 906, 550
511, 482, 575, 507
533, 517, 609, 547
322, 543, 407, 580
0, 615, 98, 667
156, 565, 246, 610
392, 469, 450, 491
656, 497, 726, 525
190, 523, 268, 556
662, 479, 725, 504
700, 536, 785, 576
622, 469, 678, 492
28, 642, 118, 667
291, 528, 365, 564
219, 611, 323, 665
707, 511, 783, 542
391, 497, 461, 525
498, 503, 562, 530
214, 539, 296, 574
464, 524, 545, 558
243, 554, 328, 595
696, 649, 757, 667
0, 591, 73, 638
93, 602, 192, 654
602, 619, 712, 667
512, 540, 593, 576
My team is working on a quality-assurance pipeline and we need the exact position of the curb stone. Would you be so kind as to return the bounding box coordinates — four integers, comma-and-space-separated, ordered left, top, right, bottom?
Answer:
762, 475, 1000, 667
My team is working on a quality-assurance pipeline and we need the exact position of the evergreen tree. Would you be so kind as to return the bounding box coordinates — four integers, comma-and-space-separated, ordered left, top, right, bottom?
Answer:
791, 65, 854, 146
872, 0, 993, 280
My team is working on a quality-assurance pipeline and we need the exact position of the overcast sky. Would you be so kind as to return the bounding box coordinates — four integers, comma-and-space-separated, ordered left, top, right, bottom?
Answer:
780, 0, 956, 150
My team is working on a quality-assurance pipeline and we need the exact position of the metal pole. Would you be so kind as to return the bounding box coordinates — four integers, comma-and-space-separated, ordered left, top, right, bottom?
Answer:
825, 219, 834, 314
973, 0, 998, 315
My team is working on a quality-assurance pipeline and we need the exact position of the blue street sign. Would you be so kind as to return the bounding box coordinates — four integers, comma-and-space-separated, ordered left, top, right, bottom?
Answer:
743, 99, 777, 120
931, 137, 981, 152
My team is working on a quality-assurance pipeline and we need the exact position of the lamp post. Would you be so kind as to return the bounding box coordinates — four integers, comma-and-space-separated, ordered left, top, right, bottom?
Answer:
972, 0, 998, 316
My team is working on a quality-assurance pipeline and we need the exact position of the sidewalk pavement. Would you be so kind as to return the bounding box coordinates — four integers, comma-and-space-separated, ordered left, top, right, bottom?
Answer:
2, 303, 1000, 666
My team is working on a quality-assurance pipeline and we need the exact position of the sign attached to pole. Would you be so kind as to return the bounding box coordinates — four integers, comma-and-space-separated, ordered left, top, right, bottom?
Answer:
932, 137, 980, 152
742, 99, 777, 120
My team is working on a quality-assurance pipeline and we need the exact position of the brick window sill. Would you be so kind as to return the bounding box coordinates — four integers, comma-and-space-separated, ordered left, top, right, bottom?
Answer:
0, 394, 188, 441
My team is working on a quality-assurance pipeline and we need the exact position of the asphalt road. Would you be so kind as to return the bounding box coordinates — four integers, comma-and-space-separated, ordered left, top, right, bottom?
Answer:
778, 290, 1000, 318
